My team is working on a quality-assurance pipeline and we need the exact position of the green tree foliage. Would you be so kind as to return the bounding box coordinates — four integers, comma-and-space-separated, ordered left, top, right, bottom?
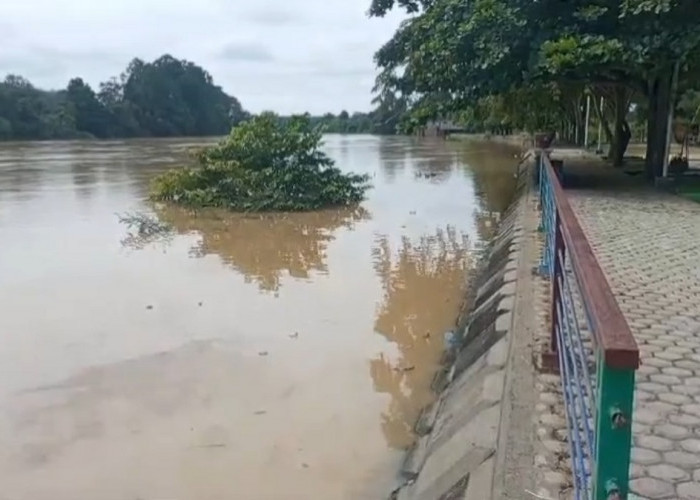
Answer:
150, 113, 371, 212
66, 78, 112, 138
372, 0, 700, 177
0, 75, 76, 140
0, 55, 248, 141
276, 106, 404, 135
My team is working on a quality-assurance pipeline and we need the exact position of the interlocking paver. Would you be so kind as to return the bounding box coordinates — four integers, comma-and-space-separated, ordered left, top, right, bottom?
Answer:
655, 423, 691, 440
566, 158, 700, 499
633, 447, 662, 465
664, 451, 700, 468
677, 482, 700, 499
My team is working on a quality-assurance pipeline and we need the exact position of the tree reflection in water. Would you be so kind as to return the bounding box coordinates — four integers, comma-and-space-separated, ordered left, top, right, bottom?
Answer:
369, 227, 472, 449
153, 205, 369, 292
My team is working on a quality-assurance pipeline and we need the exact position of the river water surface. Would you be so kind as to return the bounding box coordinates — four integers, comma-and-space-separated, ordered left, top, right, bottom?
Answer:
0, 135, 516, 500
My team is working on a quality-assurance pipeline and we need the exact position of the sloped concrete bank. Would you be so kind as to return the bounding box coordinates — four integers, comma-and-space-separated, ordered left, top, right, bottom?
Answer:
390, 163, 533, 500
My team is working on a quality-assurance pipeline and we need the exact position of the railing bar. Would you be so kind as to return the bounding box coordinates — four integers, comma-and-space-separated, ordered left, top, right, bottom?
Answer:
561, 266, 596, 404
564, 263, 599, 409
555, 316, 590, 500
557, 279, 595, 487
558, 260, 597, 456
538, 152, 638, 500
563, 294, 596, 421
541, 156, 638, 369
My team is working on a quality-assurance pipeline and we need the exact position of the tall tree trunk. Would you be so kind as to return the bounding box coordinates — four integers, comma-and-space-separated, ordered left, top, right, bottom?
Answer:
646, 73, 673, 180
610, 86, 631, 167
592, 92, 614, 153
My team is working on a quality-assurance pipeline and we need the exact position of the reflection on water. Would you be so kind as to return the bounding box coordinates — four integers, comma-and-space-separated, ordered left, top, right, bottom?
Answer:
155, 205, 369, 292
0, 136, 517, 500
370, 228, 471, 449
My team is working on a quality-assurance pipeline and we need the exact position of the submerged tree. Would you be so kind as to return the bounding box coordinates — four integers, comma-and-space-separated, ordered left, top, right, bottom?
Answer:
150, 113, 371, 212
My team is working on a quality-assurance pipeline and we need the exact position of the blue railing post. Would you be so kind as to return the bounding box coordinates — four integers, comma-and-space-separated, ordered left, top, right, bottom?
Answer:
538, 154, 555, 277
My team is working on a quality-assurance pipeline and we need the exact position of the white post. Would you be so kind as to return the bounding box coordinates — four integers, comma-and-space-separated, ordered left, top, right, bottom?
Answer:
662, 60, 681, 178
597, 97, 604, 153
584, 94, 591, 148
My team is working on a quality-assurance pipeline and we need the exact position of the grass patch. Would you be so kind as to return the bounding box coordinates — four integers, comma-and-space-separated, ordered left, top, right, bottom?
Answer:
676, 177, 700, 203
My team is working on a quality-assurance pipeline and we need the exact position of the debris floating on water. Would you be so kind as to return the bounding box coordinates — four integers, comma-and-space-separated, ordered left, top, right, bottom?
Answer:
444, 330, 459, 350
394, 365, 415, 372
258, 351, 269, 356
146, 305, 154, 310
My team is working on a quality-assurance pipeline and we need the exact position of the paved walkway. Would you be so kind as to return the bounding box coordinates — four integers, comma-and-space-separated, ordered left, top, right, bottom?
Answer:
561, 156, 700, 499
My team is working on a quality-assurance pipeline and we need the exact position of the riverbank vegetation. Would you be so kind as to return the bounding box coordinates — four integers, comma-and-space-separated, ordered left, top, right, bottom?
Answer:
0, 54, 406, 141
0, 55, 248, 140
149, 113, 370, 211
371, 0, 700, 179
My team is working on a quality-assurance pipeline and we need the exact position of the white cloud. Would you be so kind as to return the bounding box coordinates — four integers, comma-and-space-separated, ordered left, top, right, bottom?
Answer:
0, 0, 405, 114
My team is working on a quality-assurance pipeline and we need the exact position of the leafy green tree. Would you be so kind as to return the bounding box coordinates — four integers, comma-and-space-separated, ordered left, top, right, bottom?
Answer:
150, 113, 371, 211
371, 0, 700, 177
121, 55, 246, 137
66, 78, 111, 138
0, 55, 249, 141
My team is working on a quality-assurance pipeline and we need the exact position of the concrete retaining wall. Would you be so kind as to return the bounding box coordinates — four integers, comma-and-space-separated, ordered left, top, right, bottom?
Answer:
390, 163, 530, 500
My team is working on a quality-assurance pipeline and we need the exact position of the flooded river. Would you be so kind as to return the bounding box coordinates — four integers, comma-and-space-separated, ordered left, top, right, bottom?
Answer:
0, 135, 517, 500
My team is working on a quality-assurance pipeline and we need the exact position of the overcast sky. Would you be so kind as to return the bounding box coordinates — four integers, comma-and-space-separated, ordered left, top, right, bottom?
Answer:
0, 0, 405, 114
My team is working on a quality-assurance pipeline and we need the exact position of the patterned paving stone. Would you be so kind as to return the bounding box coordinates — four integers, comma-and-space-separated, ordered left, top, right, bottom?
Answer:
655, 423, 691, 440
568, 162, 700, 498
684, 404, 700, 417
662, 367, 694, 377
664, 451, 700, 468
670, 413, 700, 426
633, 447, 662, 466
647, 464, 690, 482
658, 392, 693, 405
672, 385, 700, 396
629, 477, 675, 499
644, 401, 679, 415
644, 357, 674, 368
680, 439, 700, 454
635, 408, 666, 425
650, 374, 682, 385
677, 482, 700, 499
636, 435, 675, 452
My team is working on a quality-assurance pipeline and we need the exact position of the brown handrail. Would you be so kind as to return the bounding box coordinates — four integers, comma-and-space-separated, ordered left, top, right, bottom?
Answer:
542, 154, 639, 369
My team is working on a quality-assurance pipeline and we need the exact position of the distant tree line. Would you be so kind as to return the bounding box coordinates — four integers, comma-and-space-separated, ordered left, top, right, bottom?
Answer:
0, 54, 248, 141
279, 97, 405, 135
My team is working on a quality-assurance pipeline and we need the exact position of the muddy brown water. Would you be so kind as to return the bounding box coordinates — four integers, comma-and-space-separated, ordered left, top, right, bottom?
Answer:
0, 135, 517, 500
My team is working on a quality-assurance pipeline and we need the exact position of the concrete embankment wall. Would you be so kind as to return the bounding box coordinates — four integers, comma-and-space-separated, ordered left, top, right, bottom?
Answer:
390, 161, 532, 500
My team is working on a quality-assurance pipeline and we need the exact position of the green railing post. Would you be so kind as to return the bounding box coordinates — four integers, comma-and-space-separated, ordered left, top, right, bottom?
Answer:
593, 351, 636, 500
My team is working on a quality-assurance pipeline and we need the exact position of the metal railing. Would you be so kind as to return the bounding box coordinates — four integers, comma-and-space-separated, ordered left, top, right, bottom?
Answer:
537, 153, 640, 500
